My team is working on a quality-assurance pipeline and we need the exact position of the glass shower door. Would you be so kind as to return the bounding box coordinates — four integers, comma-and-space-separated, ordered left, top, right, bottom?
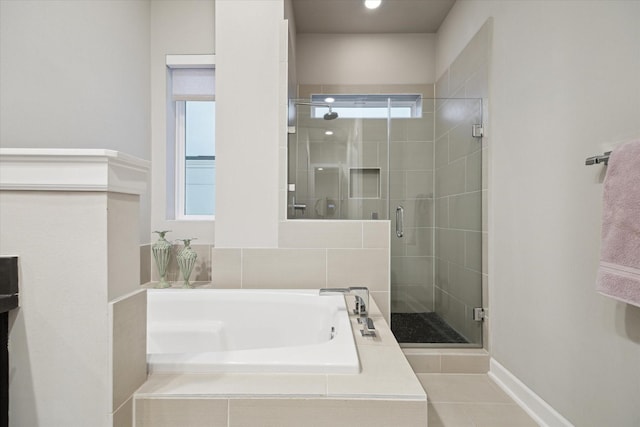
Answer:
390, 98, 483, 347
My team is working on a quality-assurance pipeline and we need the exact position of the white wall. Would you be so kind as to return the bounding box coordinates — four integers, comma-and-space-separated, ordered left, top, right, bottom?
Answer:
149, 0, 215, 244
297, 33, 436, 85
214, 0, 285, 248
437, 2, 640, 426
0, 0, 152, 242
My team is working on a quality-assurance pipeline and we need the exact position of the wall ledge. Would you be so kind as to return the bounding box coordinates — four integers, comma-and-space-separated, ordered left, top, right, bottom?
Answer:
489, 358, 574, 427
0, 148, 149, 195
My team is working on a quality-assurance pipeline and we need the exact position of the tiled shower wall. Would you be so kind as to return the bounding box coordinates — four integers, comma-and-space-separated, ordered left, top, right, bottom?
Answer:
296, 84, 437, 315
434, 21, 491, 345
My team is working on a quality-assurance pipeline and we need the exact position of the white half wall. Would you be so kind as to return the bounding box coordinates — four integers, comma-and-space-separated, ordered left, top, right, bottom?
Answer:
214, 0, 285, 248
437, 2, 640, 426
297, 33, 436, 85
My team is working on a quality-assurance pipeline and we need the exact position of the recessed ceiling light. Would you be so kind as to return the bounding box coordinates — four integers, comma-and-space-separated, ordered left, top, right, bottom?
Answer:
325, 130, 334, 136
324, 97, 335, 103
364, 0, 382, 10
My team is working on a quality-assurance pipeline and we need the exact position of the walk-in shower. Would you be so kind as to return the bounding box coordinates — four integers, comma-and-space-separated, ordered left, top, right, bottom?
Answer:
288, 96, 484, 347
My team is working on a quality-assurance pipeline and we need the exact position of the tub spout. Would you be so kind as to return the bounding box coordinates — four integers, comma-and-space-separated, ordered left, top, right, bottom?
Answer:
319, 287, 369, 317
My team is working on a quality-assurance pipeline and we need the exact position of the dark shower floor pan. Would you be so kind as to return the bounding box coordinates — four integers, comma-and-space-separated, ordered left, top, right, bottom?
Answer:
391, 312, 468, 344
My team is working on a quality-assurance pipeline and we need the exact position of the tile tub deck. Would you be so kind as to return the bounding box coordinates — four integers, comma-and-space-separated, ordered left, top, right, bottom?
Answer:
134, 289, 427, 426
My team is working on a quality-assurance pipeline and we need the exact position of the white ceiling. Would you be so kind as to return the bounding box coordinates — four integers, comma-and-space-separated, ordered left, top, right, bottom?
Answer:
292, 0, 456, 34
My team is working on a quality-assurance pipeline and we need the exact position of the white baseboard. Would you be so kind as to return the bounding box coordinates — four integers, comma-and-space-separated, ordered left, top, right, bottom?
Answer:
489, 358, 574, 427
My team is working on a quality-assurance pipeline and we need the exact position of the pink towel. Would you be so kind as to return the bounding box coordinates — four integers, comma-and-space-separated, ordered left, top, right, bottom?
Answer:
596, 140, 640, 307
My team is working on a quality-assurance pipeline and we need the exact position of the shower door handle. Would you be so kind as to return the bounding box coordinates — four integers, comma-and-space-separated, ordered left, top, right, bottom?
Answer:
395, 206, 404, 238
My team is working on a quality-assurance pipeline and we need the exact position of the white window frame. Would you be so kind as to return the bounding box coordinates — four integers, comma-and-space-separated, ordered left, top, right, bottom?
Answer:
167, 55, 216, 221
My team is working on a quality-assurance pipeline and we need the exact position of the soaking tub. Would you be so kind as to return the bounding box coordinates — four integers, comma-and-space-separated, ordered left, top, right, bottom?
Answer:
146, 289, 360, 374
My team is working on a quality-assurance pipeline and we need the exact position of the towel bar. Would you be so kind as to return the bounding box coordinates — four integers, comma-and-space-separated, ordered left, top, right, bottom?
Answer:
585, 151, 611, 166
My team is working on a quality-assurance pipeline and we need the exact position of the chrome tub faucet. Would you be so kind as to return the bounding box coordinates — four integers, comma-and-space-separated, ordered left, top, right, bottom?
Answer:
319, 287, 376, 337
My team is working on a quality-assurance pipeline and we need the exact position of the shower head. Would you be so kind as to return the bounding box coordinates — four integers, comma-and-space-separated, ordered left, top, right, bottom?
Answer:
324, 108, 338, 120
294, 101, 339, 120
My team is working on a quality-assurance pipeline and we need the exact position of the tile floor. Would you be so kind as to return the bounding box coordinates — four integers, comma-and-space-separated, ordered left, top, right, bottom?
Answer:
418, 374, 539, 427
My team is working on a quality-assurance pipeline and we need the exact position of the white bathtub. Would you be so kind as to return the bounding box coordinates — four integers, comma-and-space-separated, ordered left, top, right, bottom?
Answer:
146, 289, 360, 374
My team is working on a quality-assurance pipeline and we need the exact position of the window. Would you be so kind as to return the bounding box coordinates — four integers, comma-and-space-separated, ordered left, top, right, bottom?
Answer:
176, 101, 215, 217
169, 65, 215, 219
310, 94, 422, 119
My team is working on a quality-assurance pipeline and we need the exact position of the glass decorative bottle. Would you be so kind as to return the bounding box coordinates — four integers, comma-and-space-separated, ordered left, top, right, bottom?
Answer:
176, 238, 198, 288
152, 230, 172, 289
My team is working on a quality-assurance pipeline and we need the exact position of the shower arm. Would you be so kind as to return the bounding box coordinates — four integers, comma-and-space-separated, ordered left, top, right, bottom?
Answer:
293, 101, 331, 108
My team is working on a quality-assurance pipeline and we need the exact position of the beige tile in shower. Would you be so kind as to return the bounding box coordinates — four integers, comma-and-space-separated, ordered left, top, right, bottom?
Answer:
242, 248, 326, 288
435, 289, 465, 334
435, 70, 449, 98
363, 221, 390, 249
450, 191, 482, 231
435, 258, 450, 289
449, 122, 482, 164
465, 231, 483, 273
327, 345, 425, 399
390, 256, 433, 287
327, 248, 388, 292
135, 398, 228, 427
435, 134, 449, 169
465, 61, 489, 99
392, 283, 434, 312
228, 399, 427, 427
390, 141, 434, 171
111, 289, 147, 412
466, 149, 482, 192
436, 228, 465, 266
400, 198, 433, 228
279, 221, 363, 248
405, 227, 433, 257
406, 170, 434, 199
435, 197, 449, 228
211, 248, 242, 288
435, 158, 465, 197
362, 119, 387, 143
406, 113, 434, 142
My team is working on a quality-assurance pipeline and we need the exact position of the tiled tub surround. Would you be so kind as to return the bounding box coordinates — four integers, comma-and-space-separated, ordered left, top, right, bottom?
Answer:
144, 221, 392, 323
134, 297, 427, 426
